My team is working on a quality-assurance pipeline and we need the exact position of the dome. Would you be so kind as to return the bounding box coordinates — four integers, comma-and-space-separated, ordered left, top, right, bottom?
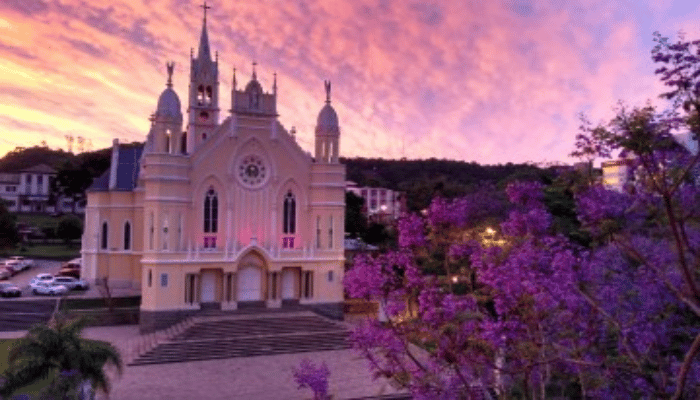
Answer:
155, 87, 182, 119
316, 103, 339, 132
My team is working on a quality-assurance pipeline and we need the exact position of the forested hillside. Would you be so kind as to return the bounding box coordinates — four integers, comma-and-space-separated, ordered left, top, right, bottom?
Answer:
0, 146, 552, 211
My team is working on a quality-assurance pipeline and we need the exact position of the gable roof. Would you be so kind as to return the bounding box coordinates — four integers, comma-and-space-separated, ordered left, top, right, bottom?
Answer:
88, 145, 144, 192
19, 164, 57, 174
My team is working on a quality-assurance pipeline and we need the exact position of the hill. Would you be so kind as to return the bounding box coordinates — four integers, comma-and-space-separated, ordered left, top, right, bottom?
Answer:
0, 146, 552, 212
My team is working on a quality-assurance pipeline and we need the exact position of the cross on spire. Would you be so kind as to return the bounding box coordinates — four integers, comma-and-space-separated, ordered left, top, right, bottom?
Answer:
324, 80, 332, 103
166, 62, 174, 87
200, 1, 211, 22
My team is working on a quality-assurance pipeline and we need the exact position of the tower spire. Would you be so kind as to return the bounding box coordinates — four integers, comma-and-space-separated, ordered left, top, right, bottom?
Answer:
197, 2, 212, 61
324, 80, 331, 104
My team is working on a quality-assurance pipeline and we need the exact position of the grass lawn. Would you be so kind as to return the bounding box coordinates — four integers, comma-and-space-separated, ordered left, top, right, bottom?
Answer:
9, 244, 80, 260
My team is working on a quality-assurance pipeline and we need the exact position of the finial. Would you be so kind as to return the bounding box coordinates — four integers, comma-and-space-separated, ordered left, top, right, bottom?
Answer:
215, 51, 218, 62
190, 48, 194, 58
291, 126, 296, 139
232, 67, 237, 90
252, 61, 257, 80
324, 80, 331, 104
200, 1, 211, 23
273, 72, 277, 94
166, 62, 174, 87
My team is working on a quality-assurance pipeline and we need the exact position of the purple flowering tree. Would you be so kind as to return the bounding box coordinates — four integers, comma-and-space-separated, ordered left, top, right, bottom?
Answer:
293, 359, 331, 400
341, 34, 700, 400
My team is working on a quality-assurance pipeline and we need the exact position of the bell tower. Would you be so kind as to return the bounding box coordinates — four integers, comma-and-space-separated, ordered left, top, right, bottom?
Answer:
187, 1, 219, 153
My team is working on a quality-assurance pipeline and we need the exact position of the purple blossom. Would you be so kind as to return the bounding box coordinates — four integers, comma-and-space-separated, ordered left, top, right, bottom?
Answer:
293, 359, 331, 400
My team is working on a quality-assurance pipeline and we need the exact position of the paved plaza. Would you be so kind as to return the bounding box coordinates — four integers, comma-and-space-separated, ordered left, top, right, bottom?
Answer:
1, 321, 406, 400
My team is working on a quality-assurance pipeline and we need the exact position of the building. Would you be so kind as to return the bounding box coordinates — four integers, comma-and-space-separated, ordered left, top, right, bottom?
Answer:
0, 164, 57, 213
601, 133, 699, 191
601, 158, 632, 191
82, 9, 346, 332
346, 181, 405, 222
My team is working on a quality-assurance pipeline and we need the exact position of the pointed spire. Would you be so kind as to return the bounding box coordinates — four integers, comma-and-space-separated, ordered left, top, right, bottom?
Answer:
273, 72, 277, 95
232, 67, 237, 90
252, 61, 257, 80
166, 62, 175, 88
324, 80, 331, 104
197, 2, 212, 61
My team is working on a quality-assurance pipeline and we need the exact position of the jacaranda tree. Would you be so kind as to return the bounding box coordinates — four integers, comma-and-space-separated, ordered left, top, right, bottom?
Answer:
342, 34, 700, 400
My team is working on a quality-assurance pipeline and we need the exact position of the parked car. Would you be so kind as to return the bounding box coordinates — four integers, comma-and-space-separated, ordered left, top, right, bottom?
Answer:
49, 276, 89, 291
31, 281, 68, 296
0, 282, 21, 297
8, 256, 33, 270
0, 268, 11, 280
4, 257, 31, 274
29, 273, 54, 287
58, 258, 81, 279
3, 261, 21, 275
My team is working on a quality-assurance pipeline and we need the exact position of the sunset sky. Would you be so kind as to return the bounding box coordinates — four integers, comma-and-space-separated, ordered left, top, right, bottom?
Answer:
0, 0, 698, 165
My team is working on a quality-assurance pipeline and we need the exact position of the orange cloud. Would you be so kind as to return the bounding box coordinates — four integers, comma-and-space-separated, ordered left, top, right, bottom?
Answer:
0, 0, 690, 164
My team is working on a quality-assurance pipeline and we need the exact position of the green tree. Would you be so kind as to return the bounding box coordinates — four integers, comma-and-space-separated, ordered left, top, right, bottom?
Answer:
344, 192, 367, 238
0, 202, 19, 251
56, 215, 83, 247
53, 161, 94, 214
0, 316, 122, 399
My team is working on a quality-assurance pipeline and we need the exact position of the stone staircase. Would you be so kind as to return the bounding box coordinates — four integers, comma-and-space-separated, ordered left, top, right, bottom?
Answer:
0, 299, 56, 331
128, 311, 351, 366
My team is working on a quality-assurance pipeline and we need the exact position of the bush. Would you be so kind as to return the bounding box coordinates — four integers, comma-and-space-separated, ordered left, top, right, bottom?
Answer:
56, 215, 82, 246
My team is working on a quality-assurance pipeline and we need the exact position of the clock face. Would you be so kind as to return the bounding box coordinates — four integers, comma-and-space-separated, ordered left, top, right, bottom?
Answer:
238, 154, 268, 188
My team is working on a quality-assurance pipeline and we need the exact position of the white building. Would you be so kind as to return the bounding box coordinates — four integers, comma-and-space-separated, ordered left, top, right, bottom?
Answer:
82, 7, 346, 333
346, 181, 404, 221
0, 164, 55, 213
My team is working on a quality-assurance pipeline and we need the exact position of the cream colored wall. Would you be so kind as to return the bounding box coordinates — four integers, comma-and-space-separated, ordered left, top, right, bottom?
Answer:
86, 107, 345, 312
82, 190, 143, 288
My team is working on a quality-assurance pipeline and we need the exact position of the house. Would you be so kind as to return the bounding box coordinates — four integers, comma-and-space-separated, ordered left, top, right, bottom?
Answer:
81, 8, 346, 333
346, 181, 405, 223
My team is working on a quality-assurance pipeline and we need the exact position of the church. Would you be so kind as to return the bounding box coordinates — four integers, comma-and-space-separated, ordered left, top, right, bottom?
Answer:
81, 6, 346, 333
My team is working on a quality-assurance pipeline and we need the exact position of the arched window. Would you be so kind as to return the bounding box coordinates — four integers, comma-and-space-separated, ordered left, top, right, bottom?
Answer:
101, 222, 108, 250
149, 212, 155, 250
197, 85, 205, 105
124, 221, 131, 250
204, 188, 218, 233
328, 216, 333, 249
283, 191, 296, 234
165, 129, 171, 153
206, 86, 213, 104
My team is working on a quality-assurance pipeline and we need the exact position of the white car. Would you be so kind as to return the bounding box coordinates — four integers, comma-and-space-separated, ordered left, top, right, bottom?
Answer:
49, 276, 89, 291
8, 256, 33, 270
29, 273, 54, 287
31, 281, 68, 296
4, 260, 25, 274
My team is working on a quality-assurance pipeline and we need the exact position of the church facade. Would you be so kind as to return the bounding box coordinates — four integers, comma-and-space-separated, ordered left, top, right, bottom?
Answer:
81, 10, 345, 332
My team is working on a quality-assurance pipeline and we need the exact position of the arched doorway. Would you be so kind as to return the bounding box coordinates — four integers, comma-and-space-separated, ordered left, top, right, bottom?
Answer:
236, 251, 266, 304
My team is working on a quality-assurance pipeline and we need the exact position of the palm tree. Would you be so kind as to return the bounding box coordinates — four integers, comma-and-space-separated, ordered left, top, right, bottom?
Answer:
0, 316, 122, 399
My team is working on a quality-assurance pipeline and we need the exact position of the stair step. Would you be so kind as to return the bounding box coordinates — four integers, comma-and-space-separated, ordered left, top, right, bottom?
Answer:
129, 313, 351, 366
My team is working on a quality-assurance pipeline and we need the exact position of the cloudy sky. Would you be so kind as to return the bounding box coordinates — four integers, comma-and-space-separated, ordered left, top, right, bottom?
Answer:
0, 0, 698, 165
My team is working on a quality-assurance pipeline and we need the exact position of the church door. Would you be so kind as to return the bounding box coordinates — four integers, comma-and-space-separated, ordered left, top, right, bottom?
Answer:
282, 269, 297, 299
238, 266, 262, 301
201, 271, 217, 303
